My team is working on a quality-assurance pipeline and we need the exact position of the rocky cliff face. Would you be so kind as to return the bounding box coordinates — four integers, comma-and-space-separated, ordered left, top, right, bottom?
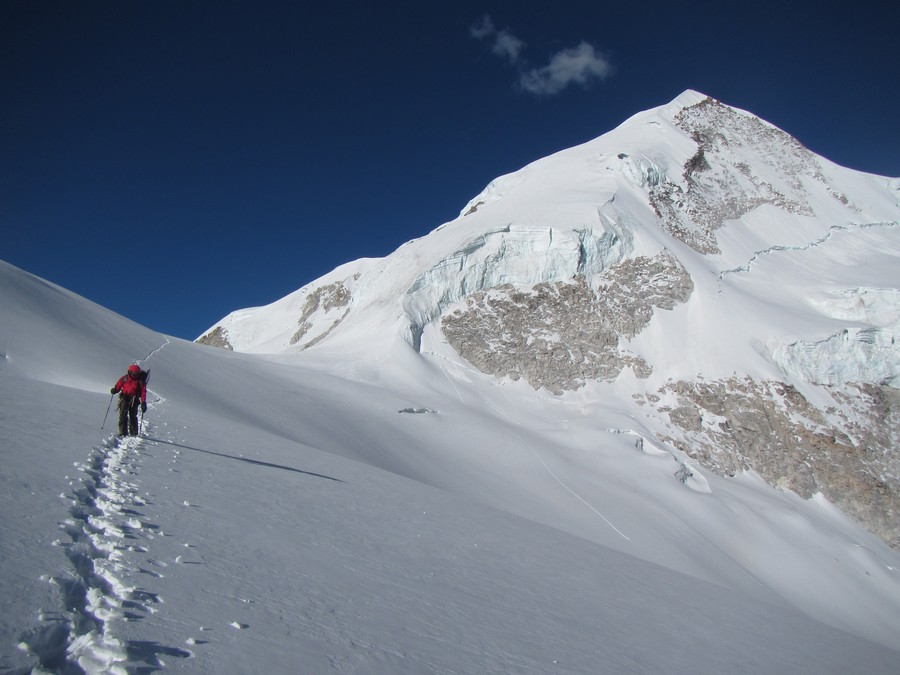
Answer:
649, 97, 852, 254
633, 378, 899, 547
196, 325, 233, 350
441, 252, 692, 393
197, 91, 899, 548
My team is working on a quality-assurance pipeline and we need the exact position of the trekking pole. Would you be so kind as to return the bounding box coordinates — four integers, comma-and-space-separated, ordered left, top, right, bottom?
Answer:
139, 370, 151, 437
101, 393, 115, 430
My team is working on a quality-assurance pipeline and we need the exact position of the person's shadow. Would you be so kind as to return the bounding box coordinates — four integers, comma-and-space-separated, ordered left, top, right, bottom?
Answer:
142, 436, 343, 482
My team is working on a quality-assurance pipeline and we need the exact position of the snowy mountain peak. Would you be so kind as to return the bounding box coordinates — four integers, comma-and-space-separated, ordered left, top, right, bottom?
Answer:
197, 92, 900, 554
198, 92, 897, 373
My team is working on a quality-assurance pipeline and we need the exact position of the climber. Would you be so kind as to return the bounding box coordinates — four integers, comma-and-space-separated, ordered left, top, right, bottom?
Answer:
110, 364, 148, 436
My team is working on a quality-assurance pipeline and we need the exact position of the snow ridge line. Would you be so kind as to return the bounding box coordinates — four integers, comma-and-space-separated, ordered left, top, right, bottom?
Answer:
717, 221, 899, 279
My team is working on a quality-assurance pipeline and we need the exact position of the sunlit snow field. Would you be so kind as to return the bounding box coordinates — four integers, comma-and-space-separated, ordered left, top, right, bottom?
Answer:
2, 258, 899, 673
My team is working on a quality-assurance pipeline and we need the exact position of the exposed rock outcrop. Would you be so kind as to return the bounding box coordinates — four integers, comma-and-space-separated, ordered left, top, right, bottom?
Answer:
196, 326, 233, 350
650, 96, 853, 253
634, 378, 899, 548
290, 280, 352, 348
441, 251, 692, 393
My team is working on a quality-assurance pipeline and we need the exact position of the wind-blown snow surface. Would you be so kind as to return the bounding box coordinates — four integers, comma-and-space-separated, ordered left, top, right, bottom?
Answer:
3, 258, 900, 675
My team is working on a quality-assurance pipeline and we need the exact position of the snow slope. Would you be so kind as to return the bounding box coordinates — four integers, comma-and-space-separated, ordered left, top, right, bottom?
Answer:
3, 253, 900, 675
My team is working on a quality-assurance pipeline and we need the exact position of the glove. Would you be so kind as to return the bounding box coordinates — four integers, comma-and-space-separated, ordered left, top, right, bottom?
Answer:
110, 387, 117, 394
141, 402, 147, 413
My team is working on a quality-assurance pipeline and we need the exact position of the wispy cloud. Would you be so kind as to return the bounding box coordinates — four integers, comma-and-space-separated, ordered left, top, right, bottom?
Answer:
519, 42, 612, 96
493, 29, 526, 65
470, 15, 525, 64
469, 15, 495, 41
469, 15, 612, 96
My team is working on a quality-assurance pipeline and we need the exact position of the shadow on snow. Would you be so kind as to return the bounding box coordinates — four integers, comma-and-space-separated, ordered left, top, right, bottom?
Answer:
141, 436, 343, 482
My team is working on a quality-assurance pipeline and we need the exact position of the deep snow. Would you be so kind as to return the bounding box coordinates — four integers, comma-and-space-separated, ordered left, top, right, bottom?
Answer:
3, 256, 900, 673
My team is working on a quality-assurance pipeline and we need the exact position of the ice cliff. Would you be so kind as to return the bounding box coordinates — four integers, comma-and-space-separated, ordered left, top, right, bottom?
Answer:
772, 287, 900, 387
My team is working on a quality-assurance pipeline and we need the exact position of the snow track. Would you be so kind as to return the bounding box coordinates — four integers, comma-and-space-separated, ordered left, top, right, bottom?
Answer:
141, 336, 171, 363
28, 424, 192, 673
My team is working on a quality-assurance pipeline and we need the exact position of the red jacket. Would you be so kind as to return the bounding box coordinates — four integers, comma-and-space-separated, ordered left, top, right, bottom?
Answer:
114, 373, 147, 402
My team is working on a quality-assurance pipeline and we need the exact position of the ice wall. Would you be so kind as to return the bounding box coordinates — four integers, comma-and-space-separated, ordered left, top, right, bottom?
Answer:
401, 220, 633, 349
771, 288, 900, 387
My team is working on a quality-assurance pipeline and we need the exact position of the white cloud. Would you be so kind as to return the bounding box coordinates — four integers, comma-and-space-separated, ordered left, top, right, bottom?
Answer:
519, 42, 612, 96
469, 15, 495, 41
470, 17, 611, 96
471, 15, 525, 65
492, 29, 525, 65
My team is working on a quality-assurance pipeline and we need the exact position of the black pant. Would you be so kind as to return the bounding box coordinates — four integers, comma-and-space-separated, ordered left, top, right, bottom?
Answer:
118, 396, 140, 436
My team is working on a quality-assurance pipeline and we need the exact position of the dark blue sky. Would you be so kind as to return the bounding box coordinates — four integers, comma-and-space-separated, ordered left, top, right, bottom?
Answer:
3, 1, 898, 340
